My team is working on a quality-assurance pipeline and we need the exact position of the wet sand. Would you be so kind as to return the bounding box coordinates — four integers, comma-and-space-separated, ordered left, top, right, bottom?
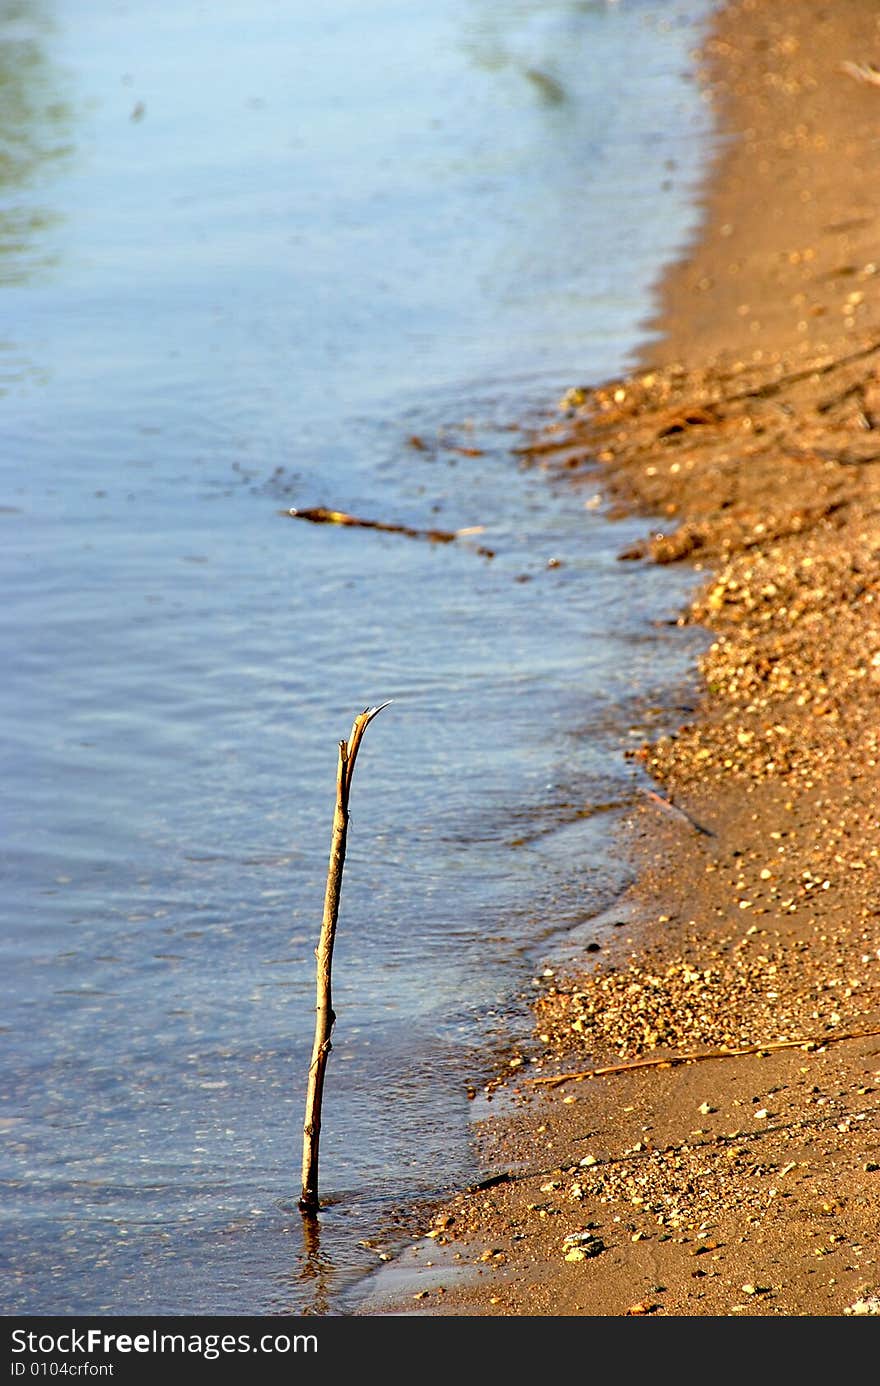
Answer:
355, 0, 880, 1317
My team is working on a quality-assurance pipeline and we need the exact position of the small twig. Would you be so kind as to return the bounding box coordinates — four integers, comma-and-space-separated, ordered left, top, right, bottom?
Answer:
725, 337, 880, 403
841, 59, 880, 88
642, 787, 714, 837
531, 1025, 880, 1088
460, 1103, 880, 1195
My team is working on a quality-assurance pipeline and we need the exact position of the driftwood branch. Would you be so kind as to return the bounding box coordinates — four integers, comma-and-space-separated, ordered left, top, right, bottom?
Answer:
298, 702, 391, 1215
531, 1025, 880, 1089
280, 505, 485, 545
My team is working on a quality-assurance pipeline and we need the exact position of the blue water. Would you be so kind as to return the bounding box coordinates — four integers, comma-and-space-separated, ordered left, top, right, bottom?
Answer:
1, 0, 715, 1315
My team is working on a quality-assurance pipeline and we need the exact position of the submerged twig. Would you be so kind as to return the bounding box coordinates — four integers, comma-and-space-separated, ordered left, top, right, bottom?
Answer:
280, 505, 484, 544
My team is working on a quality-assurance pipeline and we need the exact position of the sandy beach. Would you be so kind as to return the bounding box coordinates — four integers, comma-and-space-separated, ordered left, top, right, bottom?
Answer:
356, 0, 880, 1318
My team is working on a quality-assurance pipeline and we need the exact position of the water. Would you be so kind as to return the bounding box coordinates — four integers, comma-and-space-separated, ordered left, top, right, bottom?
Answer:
1, 0, 715, 1316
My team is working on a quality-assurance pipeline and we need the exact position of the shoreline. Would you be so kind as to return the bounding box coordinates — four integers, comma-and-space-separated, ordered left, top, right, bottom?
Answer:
355, 0, 880, 1317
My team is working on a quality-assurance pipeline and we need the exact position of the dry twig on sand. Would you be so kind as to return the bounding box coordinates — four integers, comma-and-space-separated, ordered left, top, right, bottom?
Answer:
531, 1025, 880, 1088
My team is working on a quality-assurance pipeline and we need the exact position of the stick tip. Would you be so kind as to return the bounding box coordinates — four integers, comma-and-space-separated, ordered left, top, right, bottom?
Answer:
363, 699, 393, 720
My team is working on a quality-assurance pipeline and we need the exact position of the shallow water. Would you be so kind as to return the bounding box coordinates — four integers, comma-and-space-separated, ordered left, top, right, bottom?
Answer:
1, 0, 714, 1314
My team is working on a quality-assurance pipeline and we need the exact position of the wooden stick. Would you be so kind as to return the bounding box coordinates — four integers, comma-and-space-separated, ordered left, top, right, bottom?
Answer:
531, 1025, 880, 1089
298, 702, 391, 1215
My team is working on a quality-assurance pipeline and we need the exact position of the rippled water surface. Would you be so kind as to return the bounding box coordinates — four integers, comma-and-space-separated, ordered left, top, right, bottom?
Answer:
2, 0, 714, 1314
